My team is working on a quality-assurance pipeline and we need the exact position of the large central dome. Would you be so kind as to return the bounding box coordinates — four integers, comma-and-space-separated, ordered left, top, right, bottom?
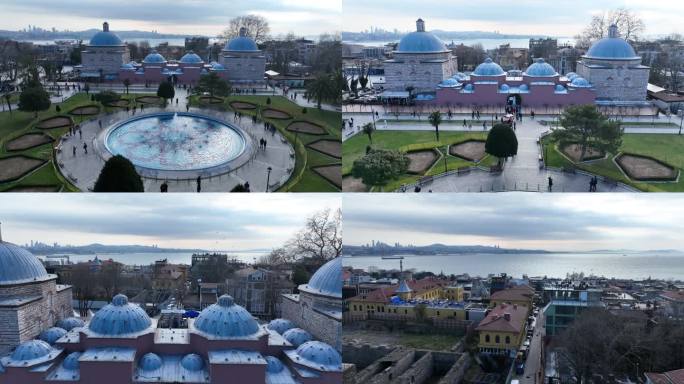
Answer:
0, 240, 50, 285
584, 24, 640, 61
193, 295, 260, 338
225, 27, 259, 52
299, 257, 341, 298
89, 22, 124, 47
397, 19, 447, 53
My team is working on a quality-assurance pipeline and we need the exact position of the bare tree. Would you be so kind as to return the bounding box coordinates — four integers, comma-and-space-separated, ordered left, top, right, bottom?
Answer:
220, 15, 270, 44
288, 208, 342, 262
577, 8, 645, 48
68, 264, 97, 317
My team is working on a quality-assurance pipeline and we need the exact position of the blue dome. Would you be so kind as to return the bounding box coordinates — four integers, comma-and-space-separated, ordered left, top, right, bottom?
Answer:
39, 327, 67, 344
299, 257, 341, 298
181, 354, 204, 371
0, 241, 50, 285
193, 295, 260, 338
120, 63, 134, 69
565, 72, 578, 80
89, 32, 123, 46
555, 84, 566, 92
397, 32, 447, 53
569, 77, 592, 88
282, 328, 312, 347
525, 58, 557, 77
143, 51, 166, 64
57, 317, 85, 331
586, 37, 639, 60
452, 72, 468, 81
293, 341, 341, 371
519, 84, 529, 91
180, 51, 203, 64
267, 318, 295, 335
210, 61, 226, 70
62, 352, 81, 370
11, 340, 53, 361
139, 353, 162, 371
88, 294, 151, 336
265, 356, 284, 373
464, 83, 474, 91
500, 84, 510, 92
396, 280, 412, 293
473, 58, 505, 76
226, 37, 258, 51
438, 78, 461, 88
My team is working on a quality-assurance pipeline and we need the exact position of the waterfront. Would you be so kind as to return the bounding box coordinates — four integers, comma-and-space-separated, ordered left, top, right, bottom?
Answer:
37, 250, 267, 265
343, 252, 684, 280
344, 37, 575, 49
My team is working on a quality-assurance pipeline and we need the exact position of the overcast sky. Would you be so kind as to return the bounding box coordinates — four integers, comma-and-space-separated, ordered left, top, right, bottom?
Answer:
343, 0, 683, 37
344, 194, 684, 252
0, 194, 340, 251
0, 0, 341, 37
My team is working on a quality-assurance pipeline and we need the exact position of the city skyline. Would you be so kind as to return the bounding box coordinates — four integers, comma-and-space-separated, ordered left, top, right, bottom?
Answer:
342, 0, 683, 37
343, 194, 684, 252
0, 0, 341, 37
0, 194, 340, 251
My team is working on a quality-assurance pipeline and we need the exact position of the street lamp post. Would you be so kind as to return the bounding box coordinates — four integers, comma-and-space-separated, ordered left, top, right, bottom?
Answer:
265, 166, 272, 192
678, 109, 683, 135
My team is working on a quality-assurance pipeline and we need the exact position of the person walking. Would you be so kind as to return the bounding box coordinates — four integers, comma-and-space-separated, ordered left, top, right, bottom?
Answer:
160, 181, 168, 192
83, 143, 88, 155
72, 146, 76, 157
196, 175, 201, 193
548, 176, 553, 192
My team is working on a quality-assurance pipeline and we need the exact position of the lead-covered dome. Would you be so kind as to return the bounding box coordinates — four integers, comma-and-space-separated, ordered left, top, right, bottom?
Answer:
143, 51, 167, 64
39, 327, 67, 344
57, 317, 85, 331
193, 295, 260, 338
473, 58, 505, 76
438, 78, 461, 88
267, 318, 295, 335
585, 24, 640, 60
89, 22, 124, 46
139, 353, 162, 371
397, 19, 447, 53
525, 58, 557, 77
299, 257, 341, 298
225, 27, 259, 52
88, 294, 151, 336
265, 356, 284, 373
283, 328, 312, 347
180, 51, 203, 64
11, 340, 53, 361
0, 240, 50, 285
292, 341, 341, 371
569, 77, 592, 88
181, 354, 204, 371
62, 352, 81, 370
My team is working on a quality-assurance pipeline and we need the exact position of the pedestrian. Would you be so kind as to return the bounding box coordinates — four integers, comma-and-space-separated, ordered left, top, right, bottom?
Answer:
98, 120, 102, 129
72, 146, 76, 157
83, 142, 88, 155
244, 181, 250, 192
160, 181, 168, 192
196, 175, 201, 193
78, 128, 82, 139
548, 176, 553, 192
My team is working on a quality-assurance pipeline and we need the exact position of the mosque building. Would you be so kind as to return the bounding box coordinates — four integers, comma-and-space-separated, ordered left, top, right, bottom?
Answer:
281, 257, 342, 351
79, 23, 265, 86
383, 19, 654, 114
0, 231, 73, 355
0, 239, 342, 383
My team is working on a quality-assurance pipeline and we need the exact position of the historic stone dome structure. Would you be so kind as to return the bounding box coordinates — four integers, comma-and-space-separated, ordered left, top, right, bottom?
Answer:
0, 241, 50, 285
219, 27, 266, 85
282, 328, 313, 347
87, 294, 152, 336
80, 22, 130, 79
524, 58, 558, 77
472, 58, 506, 77
267, 318, 295, 335
192, 294, 261, 339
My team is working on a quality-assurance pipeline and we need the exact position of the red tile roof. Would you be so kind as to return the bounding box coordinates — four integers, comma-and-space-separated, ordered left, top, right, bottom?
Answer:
349, 277, 450, 302
645, 369, 684, 384
476, 303, 527, 333
490, 285, 534, 303
661, 291, 684, 302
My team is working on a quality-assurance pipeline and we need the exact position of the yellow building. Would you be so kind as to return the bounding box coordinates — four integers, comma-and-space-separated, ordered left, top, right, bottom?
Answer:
476, 303, 527, 356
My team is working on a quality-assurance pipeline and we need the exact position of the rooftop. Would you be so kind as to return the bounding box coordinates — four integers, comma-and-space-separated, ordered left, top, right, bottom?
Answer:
476, 303, 527, 333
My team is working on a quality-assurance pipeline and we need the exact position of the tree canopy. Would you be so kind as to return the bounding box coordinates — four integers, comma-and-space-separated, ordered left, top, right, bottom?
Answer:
156, 81, 175, 103
18, 86, 50, 117
306, 72, 339, 108
220, 14, 270, 44
428, 111, 442, 141
485, 123, 518, 160
351, 148, 409, 187
553, 104, 623, 160
195, 72, 231, 97
93, 90, 120, 106
93, 155, 144, 192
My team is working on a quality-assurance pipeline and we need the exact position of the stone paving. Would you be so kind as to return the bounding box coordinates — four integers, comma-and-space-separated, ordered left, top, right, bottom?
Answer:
344, 111, 637, 192
56, 101, 294, 192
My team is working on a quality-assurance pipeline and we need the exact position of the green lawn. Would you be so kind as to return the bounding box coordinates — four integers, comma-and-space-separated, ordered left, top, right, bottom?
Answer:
192, 94, 341, 192
542, 133, 684, 192
343, 130, 491, 191
0, 92, 155, 192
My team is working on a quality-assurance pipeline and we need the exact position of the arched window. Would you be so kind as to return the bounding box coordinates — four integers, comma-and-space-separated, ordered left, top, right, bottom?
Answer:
485, 334, 490, 343
505, 336, 510, 344
495, 335, 500, 343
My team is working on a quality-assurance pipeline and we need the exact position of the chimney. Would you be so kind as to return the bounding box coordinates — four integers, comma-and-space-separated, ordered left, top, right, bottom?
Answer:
608, 24, 619, 39
504, 313, 511, 321
416, 18, 425, 33
103, 22, 109, 32
239, 27, 247, 37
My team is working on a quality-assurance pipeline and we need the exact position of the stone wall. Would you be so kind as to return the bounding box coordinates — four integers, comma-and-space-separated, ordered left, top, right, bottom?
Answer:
355, 349, 417, 384
280, 292, 342, 351
439, 353, 471, 384
0, 308, 19, 354
577, 59, 648, 101
220, 53, 266, 83
342, 344, 395, 369
82, 47, 130, 75
384, 52, 458, 92
396, 351, 433, 384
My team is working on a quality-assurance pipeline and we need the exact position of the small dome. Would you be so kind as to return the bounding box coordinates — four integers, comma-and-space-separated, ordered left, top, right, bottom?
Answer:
11, 340, 53, 361
88, 294, 151, 336
500, 84, 510, 92
565, 72, 578, 80
525, 58, 557, 77
0, 241, 50, 285
181, 354, 204, 371
139, 353, 162, 371
452, 72, 468, 81
519, 84, 529, 91
193, 295, 260, 338
569, 77, 592, 88
438, 78, 461, 88
62, 352, 81, 370
210, 62, 225, 70
464, 83, 474, 91
585, 25, 639, 60
473, 58, 505, 76
293, 341, 341, 371
180, 51, 203, 64
39, 327, 67, 344
397, 19, 447, 53
225, 27, 258, 51
143, 51, 167, 64
299, 257, 341, 298
57, 317, 85, 331
265, 356, 284, 373
120, 63, 134, 69
555, 84, 566, 92
283, 328, 313, 347
267, 319, 295, 335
